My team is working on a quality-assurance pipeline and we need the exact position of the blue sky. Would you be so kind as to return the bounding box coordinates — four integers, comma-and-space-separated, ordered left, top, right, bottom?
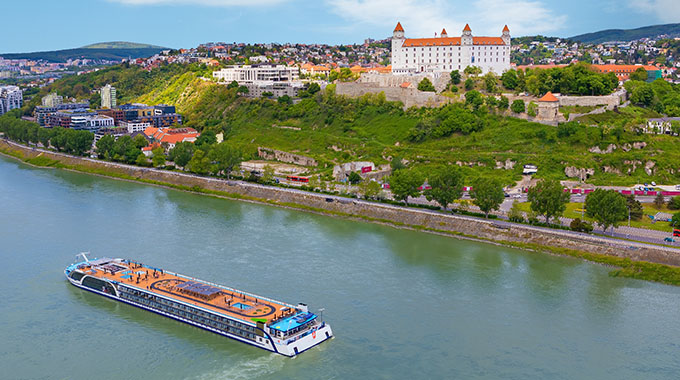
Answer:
3, 0, 679, 53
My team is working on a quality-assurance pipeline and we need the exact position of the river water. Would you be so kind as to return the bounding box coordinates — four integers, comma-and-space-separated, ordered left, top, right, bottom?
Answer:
1, 155, 679, 379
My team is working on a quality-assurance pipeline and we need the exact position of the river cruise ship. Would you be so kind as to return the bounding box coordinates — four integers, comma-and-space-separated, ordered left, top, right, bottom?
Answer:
64, 254, 333, 357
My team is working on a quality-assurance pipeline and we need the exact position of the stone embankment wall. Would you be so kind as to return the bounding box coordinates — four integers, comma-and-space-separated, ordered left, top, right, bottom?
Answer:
335, 82, 451, 109
4, 139, 680, 267
257, 147, 317, 166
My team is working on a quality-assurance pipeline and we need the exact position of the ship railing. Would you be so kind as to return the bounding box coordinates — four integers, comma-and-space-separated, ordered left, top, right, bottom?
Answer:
169, 271, 295, 309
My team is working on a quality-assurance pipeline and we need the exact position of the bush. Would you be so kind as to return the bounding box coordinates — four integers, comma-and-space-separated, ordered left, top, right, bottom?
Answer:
417, 78, 435, 92
511, 99, 525, 114
570, 218, 593, 233
668, 196, 680, 210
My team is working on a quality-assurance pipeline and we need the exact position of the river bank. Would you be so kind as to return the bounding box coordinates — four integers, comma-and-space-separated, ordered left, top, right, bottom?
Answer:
2, 138, 680, 285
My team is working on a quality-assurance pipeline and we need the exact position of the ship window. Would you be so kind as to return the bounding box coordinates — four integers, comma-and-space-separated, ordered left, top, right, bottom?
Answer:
81, 276, 115, 295
69, 271, 85, 281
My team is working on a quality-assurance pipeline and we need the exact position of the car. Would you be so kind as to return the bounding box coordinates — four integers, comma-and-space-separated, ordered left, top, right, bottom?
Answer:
504, 193, 510, 197
676, 185, 680, 190
664, 237, 675, 243
651, 182, 657, 186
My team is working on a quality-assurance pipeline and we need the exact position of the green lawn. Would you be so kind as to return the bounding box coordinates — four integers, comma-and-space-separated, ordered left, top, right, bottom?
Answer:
516, 201, 678, 233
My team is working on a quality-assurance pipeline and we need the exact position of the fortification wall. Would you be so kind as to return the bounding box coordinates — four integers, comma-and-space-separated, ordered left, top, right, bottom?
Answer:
335, 82, 451, 109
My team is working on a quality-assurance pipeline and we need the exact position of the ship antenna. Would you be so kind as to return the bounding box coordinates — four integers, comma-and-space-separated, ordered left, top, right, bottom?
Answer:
76, 252, 91, 263
318, 308, 325, 322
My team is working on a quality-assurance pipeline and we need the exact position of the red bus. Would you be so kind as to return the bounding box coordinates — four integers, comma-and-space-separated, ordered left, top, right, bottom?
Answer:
286, 175, 309, 183
674, 229, 680, 238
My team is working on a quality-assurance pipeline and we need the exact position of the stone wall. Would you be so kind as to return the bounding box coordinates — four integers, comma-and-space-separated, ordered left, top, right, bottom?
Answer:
335, 82, 452, 109
4, 139, 680, 268
257, 147, 317, 167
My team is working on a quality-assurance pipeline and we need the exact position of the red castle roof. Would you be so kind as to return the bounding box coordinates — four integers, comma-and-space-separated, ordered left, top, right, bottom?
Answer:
394, 22, 404, 32
503, 25, 510, 33
441, 28, 447, 35
463, 24, 471, 32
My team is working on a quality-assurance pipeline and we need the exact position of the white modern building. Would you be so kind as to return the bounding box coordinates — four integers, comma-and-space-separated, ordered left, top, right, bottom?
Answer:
212, 64, 303, 98
119, 120, 151, 134
213, 64, 300, 83
101, 84, 117, 109
72, 114, 115, 132
0, 85, 23, 115
391, 22, 511, 74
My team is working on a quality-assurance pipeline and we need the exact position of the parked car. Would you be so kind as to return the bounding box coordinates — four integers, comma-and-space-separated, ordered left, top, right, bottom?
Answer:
651, 181, 657, 186
664, 237, 675, 243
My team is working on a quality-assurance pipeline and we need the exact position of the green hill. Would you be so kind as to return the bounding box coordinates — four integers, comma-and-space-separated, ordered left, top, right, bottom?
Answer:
570, 23, 680, 44
0, 42, 169, 62
21, 63, 680, 187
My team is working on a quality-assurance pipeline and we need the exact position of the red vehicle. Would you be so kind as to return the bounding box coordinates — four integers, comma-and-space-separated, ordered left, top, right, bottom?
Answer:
674, 229, 680, 238
286, 175, 309, 183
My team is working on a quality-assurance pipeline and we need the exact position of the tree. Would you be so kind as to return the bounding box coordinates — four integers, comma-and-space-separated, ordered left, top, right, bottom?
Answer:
227, 80, 239, 89
668, 196, 680, 210
359, 180, 381, 199
465, 90, 484, 110
511, 99, 525, 114
508, 201, 524, 222
260, 165, 275, 184
498, 95, 509, 110
654, 192, 666, 209
424, 166, 463, 210
629, 67, 648, 82
449, 70, 461, 85
527, 179, 570, 225
527, 101, 538, 117
585, 189, 628, 233
501, 70, 518, 89
132, 134, 149, 149
417, 78, 435, 92
484, 72, 498, 93
389, 169, 424, 205
169, 141, 195, 168
570, 218, 593, 233
464, 65, 482, 76
624, 194, 643, 220
464, 78, 474, 91
135, 152, 151, 167
277, 95, 292, 105
470, 177, 504, 218
152, 147, 166, 167
195, 130, 217, 148
672, 212, 680, 228
307, 82, 321, 94
348, 171, 362, 185
236, 85, 249, 95
209, 142, 242, 178
95, 134, 115, 159
391, 156, 405, 171
187, 149, 212, 175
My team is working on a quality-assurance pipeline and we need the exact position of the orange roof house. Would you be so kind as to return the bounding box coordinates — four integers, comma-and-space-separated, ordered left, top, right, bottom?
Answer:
143, 127, 200, 149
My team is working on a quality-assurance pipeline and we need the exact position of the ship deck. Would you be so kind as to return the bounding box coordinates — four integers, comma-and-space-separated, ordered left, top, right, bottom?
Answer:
78, 259, 297, 325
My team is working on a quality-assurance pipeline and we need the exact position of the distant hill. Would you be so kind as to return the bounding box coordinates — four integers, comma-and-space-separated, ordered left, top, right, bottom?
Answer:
0, 41, 169, 63
570, 23, 680, 44
80, 41, 166, 49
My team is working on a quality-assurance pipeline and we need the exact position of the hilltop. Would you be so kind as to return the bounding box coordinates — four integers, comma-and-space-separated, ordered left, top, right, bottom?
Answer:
80, 41, 167, 50
0, 41, 169, 62
570, 23, 680, 44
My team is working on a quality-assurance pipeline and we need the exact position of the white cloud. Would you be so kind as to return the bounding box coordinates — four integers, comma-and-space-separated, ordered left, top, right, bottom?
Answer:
628, 0, 680, 23
327, 0, 566, 37
109, 0, 286, 6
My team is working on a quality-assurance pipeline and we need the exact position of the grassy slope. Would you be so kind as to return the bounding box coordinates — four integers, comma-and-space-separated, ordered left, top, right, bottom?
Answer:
127, 72, 680, 186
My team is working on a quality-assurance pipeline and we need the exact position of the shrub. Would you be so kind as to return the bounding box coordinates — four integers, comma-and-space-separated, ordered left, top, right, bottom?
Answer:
669, 196, 680, 210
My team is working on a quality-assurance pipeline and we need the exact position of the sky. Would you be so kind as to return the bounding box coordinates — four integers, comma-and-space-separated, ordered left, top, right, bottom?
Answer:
2, 0, 679, 53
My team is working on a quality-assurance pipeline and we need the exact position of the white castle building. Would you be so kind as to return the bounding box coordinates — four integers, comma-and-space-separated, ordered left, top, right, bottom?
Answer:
391, 22, 511, 75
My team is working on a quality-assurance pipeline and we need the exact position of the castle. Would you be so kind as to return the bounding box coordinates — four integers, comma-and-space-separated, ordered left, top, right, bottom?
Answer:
391, 22, 511, 75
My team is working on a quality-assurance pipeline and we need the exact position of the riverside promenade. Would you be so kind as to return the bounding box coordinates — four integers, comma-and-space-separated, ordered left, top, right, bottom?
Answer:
3, 138, 680, 268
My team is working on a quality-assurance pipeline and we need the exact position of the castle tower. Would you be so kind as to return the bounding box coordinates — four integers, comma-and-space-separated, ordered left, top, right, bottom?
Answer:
441, 28, 448, 38
502, 25, 511, 45
391, 22, 406, 73
461, 24, 473, 45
